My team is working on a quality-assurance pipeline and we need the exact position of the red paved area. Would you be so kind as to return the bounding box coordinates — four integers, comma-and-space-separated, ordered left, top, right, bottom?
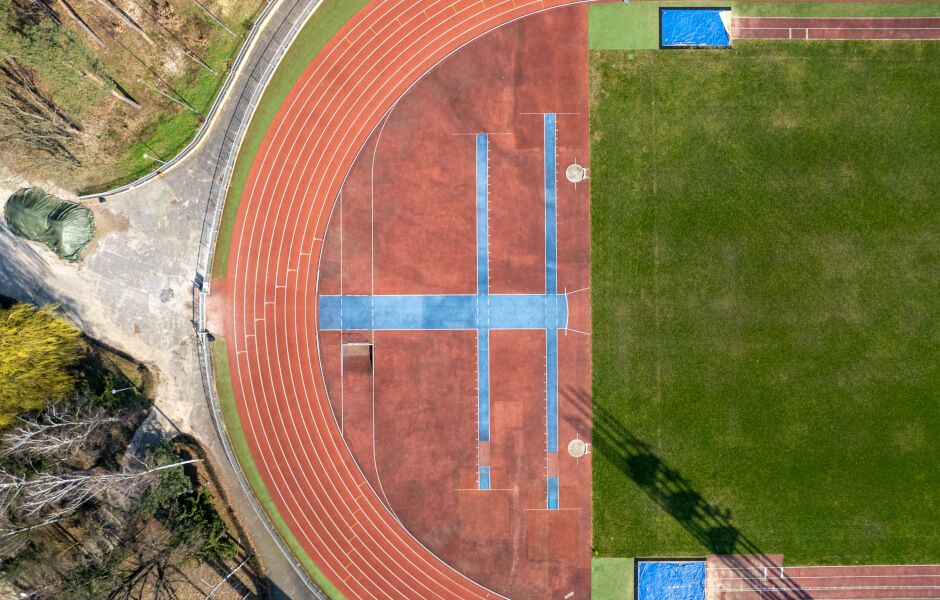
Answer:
208, 0, 592, 598
315, 6, 591, 599
708, 556, 940, 600
733, 17, 940, 39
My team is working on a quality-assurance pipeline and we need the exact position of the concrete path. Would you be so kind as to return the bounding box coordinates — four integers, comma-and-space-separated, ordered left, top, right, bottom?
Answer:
0, 0, 327, 597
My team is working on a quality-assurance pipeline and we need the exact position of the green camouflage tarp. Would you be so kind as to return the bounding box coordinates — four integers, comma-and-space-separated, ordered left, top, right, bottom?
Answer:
4, 188, 95, 262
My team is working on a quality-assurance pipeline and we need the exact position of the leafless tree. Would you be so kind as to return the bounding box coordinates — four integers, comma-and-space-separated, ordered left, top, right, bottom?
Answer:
0, 56, 82, 173
54, 0, 105, 47
1, 401, 121, 460
0, 467, 28, 517
18, 459, 202, 520
203, 555, 251, 599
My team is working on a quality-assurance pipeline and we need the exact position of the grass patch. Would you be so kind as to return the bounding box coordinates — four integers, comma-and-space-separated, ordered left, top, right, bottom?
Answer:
589, 2, 940, 50
593, 558, 635, 600
211, 0, 369, 279
209, 337, 347, 599
591, 41, 940, 564
84, 34, 245, 194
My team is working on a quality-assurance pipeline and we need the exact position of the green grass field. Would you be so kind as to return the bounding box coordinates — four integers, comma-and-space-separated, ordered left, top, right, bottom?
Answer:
592, 558, 635, 600
590, 41, 940, 564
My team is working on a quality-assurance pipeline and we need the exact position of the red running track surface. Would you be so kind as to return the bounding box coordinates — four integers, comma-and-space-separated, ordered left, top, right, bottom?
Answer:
315, 7, 592, 599
211, 0, 591, 598
708, 556, 940, 600
732, 17, 940, 39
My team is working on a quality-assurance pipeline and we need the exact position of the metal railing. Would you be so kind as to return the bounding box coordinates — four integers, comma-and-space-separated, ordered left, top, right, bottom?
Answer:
190, 0, 332, 596
194, 332, 329, 600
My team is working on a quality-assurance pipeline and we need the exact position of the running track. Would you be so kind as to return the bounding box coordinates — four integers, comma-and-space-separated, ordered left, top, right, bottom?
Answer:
708, 559, 940, 600
732, 17, 940, 39
218, 0, 589, 598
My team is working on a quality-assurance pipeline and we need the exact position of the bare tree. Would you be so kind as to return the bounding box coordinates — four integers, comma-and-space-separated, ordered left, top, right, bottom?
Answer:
203, 555, 251, 599
90, 0, 155, 46
18, 459, 202, 520
0, 467, 28, 517
54, 0, 105, 47
0, 57, 82, 172
101, 525, 199, 600
1, 400, 121, 460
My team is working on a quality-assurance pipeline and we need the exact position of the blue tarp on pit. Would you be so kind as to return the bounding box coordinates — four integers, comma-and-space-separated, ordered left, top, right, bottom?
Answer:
661, 9, 731, 47
638, 561, 706, 600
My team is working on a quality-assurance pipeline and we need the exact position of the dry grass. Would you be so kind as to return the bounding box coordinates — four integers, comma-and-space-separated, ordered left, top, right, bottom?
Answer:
8, 0, 265, 193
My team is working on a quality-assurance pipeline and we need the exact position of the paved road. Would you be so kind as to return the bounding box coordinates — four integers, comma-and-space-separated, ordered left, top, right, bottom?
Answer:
0, 0, 325, 596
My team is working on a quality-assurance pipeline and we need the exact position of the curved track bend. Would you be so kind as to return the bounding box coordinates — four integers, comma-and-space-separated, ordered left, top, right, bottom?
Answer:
220, 0, 588, 598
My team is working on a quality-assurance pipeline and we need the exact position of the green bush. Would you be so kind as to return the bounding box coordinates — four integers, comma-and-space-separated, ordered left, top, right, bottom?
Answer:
137, 440, 238, 563
176, 489, 239, 562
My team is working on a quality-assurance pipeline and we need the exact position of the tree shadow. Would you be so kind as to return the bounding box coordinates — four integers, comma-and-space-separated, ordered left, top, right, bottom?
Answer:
563, 386, 811, 600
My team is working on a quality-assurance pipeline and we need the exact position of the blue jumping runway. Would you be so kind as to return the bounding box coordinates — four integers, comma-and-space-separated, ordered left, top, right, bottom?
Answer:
476, 135, 491, 456
320, 117, 565, 503
543, 114, 560, 510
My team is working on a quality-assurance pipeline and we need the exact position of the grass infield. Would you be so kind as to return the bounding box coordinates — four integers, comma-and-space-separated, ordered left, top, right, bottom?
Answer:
209, 338, 347, 600
211, 0, 370, 279
591, 41, 940, 564
592, 558, 635, 600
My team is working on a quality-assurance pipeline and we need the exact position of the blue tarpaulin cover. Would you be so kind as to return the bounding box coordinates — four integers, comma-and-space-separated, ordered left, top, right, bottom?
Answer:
638, 561, 706, 600
661, 9, 731, 47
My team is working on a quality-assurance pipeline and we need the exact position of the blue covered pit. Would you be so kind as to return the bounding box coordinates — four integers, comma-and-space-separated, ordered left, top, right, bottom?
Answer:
661, 8, 732, 48
637, 561, 706, 600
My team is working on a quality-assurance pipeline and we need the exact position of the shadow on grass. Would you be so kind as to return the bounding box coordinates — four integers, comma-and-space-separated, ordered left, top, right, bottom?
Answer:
565, 387, 811, 600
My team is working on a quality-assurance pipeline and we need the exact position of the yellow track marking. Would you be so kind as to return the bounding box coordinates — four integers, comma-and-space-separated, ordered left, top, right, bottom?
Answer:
370, 26, 377, 34
396, 17, 403, 26
451, 4, 456, 13
355, 493, 363, 501
348, 533, 357, 543
351, 521, 359, 529
352, 507, 361, 515
481, 0, 485, 8
346, 547, 356, 556
344, 575, 351, 582
346, 560, 353, 569
359, 481, 367, 487
345, 36, 351, 44
425, 9, 431, 19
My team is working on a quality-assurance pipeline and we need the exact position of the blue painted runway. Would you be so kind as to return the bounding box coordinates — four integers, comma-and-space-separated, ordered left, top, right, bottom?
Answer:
547, 477, 559, 510
544, 114, 557, 295
318, 294, 568, 331
476, 135, 491, 455
543, 114, 560, 507
477, 134, 489, 295
479, 466, 491, 491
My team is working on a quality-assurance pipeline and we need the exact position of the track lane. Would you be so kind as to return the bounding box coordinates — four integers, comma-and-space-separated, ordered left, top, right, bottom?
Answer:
225, 0, 589, 597
708, 564, 940, 600
732, 16, 940, 39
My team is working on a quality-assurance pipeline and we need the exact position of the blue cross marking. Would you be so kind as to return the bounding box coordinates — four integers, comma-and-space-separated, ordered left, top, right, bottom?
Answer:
320, 117, 563, 504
